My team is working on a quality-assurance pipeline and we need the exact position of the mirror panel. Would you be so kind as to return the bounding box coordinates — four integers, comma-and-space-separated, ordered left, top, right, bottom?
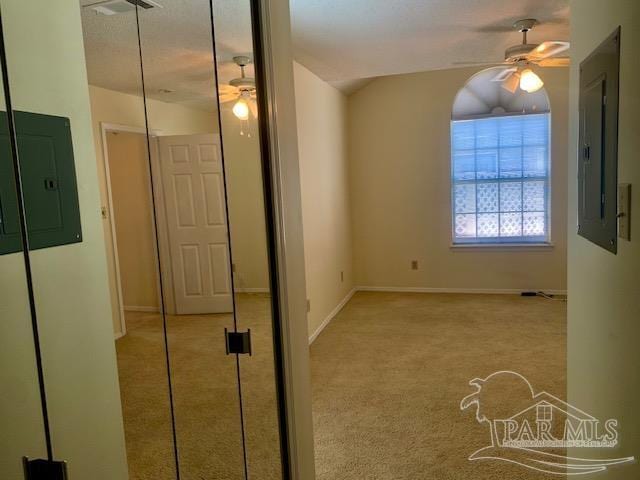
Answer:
136, 1, 246, 478
213, 1, 285, 477
0, 15, 48, 477
0, 0, 132, 477
80, 4, 179, 478
0, 0, 285, 478
0, 0, 174, 478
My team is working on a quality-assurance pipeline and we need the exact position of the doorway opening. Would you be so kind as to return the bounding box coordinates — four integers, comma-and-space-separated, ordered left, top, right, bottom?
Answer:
102, 125, 160, 338
102, 125, 234, 338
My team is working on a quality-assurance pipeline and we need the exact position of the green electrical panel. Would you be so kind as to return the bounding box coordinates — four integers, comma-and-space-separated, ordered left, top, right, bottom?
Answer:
0, 111, 82, 255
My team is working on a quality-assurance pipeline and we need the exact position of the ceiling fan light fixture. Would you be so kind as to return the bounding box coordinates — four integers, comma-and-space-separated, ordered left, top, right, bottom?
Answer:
232, 98, 250, 120
519, 68, 544, 93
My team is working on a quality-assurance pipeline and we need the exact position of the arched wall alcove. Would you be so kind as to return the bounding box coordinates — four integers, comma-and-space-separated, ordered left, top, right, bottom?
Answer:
452, 66, 550, 120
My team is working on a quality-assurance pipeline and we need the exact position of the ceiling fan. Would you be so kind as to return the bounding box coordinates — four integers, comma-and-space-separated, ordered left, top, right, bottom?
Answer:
218, 56, 257, 120
461, 19, 570, 94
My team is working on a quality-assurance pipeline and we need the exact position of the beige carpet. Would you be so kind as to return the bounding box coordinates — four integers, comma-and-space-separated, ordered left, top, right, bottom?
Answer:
117, 291, 566, 480
116, 293, 282, 480
310, 291, 566, 480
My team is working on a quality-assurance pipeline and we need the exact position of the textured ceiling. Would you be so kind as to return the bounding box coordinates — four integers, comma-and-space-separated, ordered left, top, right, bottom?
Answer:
80, 0, 570, 105
80, 0, 254, 110
290, 0, 570, 91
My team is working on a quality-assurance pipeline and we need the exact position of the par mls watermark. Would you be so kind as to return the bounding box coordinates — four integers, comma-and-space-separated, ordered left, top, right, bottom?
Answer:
460, 371, 635, 475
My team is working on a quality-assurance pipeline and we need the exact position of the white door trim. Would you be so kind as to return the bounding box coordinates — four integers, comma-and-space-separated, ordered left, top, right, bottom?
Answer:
253, 1, 317, 477
148, 136, 177, 315
100, 123, 162, 339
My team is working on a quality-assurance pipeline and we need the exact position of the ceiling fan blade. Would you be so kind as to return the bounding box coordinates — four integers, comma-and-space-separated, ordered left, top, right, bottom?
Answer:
527, 41, 570, 61
492, 67, 517, 82
218, 93, 238, 103
452, 61, 507, 66
248, 98, 258, 119
218, 84, 239, 95
502, 73, 520, 93
538, 57, 570, 67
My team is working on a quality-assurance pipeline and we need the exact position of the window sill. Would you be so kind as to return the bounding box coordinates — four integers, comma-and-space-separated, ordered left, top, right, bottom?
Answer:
450, 242, 554, 250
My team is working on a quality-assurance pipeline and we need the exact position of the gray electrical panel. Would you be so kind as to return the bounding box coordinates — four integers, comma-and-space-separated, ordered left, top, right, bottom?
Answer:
0, 111, 82, 255
578, 27, 621, 254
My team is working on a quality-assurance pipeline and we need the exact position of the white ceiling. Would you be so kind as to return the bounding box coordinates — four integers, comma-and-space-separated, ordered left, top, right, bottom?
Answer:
80, 0, 570, 105
290, 0, 570, 92
80, 0, 254, 110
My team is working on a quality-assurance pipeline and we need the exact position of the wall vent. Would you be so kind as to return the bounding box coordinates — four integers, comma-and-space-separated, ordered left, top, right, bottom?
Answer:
84, 0, 162, 16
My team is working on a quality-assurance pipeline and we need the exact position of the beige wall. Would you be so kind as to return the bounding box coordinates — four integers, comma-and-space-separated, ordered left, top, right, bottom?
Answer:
90, 85, 217, 138
348, 67, 569, 292
0, 1, 128, 478
220, 108, 270, 292
568, 1, 640, 476
89, 85, 217, 334
293, 62, 354, 339
106, 131, 159, 310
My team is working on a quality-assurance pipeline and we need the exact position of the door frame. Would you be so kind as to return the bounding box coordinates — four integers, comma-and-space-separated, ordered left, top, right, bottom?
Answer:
249, 1, 317, 478
100, 122, 164, 338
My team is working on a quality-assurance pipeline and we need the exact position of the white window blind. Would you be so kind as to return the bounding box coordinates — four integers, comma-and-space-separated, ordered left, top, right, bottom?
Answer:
451, 113, 550, 244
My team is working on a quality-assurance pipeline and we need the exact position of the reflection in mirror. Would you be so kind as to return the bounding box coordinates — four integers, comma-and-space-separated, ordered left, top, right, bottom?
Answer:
0, 0, 134, 478
134, 0, 285, 477
1, 0, 285, 477
213, 1, 284, 478
0, 26, 48, 477
136, 1, 246, 478
80, 2, 178, 479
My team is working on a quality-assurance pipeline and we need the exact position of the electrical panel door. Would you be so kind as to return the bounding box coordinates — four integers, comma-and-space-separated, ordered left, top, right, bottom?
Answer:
578, 27, 621, 253
0, 111, 82, 255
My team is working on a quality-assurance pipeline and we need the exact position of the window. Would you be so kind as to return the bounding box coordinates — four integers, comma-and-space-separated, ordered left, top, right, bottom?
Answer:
537, 404, 553, 422
451, 113, 550, 244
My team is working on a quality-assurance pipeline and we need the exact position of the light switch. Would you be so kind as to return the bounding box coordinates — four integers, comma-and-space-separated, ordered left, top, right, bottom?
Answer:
617, 183, 631, 240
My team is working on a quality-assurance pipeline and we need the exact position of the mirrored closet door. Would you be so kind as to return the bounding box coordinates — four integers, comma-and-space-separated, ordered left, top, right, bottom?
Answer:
0, 32, 49, 479
0, 0, 286, 479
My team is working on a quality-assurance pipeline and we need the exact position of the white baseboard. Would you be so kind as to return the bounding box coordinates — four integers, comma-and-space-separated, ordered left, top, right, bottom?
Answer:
308, 288, 356, 345
356, 286, 567, 295
124, 305, 160, 313
234, 288, 270, 293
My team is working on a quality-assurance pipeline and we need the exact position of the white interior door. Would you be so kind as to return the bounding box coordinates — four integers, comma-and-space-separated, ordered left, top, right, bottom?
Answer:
158, 134, 233, 314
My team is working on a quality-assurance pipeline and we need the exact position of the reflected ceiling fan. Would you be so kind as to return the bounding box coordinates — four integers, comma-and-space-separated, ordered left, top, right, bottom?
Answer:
460, 19, 570, 93
218, 56, 257, 120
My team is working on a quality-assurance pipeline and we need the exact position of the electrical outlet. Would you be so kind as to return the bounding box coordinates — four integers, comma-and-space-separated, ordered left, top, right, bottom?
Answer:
411, 260, 419, 270
101, 206, 108, 219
